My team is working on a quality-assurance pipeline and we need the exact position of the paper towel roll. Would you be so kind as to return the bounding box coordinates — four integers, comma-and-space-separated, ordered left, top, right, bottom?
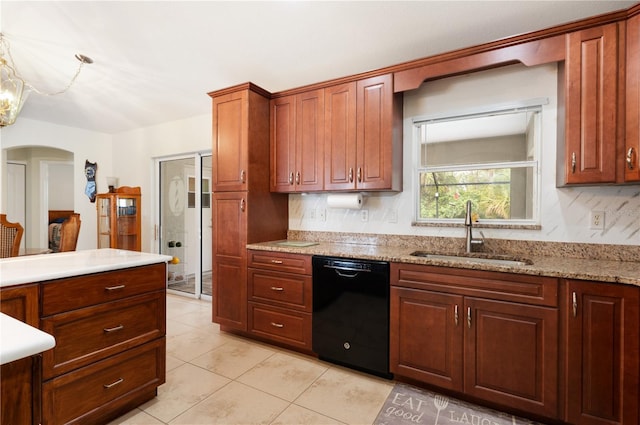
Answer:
327, 193, 364, 209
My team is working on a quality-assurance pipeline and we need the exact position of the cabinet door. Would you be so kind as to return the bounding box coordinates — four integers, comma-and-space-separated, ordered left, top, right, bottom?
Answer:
564, 23, 619, 184
390, 287, 464, 391
213, 90, 248, 192
356, 74, 395, 190
565, 280, 639, 425
212, 192, 248, 330
271, 95, 296, 192
626, 13, 640, 182
324, 82, 357, 191
0, 285, 39, 425
296, 89, 324, 191
465, 297, 558, 418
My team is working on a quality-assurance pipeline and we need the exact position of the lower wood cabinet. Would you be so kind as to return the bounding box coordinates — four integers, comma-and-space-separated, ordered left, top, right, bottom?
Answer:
39, 263, 167, 425
247, 250, 312, 351
390, 263, 559, 420
564, 279, 640, 425
0, 284, 41, 425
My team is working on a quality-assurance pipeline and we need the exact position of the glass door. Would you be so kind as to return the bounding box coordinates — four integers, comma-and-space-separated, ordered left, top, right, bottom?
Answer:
157, 153, 212, 299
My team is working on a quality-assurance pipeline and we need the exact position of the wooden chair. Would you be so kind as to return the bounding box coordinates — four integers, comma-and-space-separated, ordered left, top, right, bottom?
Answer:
0, 214, 24, 258
58, 213, 81, 252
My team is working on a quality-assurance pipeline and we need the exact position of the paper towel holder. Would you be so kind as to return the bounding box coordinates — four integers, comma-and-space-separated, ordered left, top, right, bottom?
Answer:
326, 193, 365, 209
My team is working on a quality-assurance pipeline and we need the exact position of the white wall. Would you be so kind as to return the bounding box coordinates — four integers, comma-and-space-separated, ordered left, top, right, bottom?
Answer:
290, 64, 640, 246
1, 118, 113, 251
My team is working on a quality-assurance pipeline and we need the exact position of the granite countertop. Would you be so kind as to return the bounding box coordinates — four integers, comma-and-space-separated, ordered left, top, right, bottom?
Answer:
0, 248, 173, 287
0, 313, 56, 365
247, 240, 640, 287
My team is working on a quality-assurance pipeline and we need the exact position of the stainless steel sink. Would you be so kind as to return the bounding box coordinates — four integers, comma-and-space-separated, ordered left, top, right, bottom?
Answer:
410, 251, 533, 266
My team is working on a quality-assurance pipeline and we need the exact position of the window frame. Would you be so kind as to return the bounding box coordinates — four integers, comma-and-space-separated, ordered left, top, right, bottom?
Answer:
412, 100, 545, 226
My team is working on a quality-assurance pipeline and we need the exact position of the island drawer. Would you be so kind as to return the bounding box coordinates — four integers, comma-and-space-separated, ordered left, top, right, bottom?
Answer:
248, 268, 312, 311
248, 302, 311, 350
248, 250, 312, 275
41, 263, 166, 316
42, 338, 165, 425
41, 291, 165, 379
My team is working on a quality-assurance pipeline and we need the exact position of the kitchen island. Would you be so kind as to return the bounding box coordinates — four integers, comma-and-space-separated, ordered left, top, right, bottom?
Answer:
0, 248, 171, 425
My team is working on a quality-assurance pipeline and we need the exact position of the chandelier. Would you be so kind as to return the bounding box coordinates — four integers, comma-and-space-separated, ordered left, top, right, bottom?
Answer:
0, 33, 93, 127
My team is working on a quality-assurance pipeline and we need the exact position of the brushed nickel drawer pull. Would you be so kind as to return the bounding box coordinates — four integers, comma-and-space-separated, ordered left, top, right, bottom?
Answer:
103, 324, 124, 333
270, 286, 284, 291
270, 259, 283, 264
105, 285, 125, 291
572, 292, 578, 318
270, 322, 284, 328
103, 378, 124, 389
454, 305, 459, 326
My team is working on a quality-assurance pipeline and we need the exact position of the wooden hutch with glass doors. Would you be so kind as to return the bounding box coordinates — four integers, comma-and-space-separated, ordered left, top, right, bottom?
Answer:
96, 186, 142, 251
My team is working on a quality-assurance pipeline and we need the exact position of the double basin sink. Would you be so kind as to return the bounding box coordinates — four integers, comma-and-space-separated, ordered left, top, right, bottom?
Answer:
410, 251, 533, 267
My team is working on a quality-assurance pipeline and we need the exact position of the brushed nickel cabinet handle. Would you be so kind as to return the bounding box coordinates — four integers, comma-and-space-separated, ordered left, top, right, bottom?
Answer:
572, 292, 578, 317
627, 147, 635, 170
105, 285, 125, 291
270, 259, 283, 264
454, 305, 459, 326
103, 378, 124, 389
270, 322, 284, 328
289, 172, 294, 185
240, 169, 246, 183
240, 198, 245, 212
348, 168, 354, 183
103, 324, 124, 333
571, 152, 576, 173
467, 307, 472, 329
357, 167, 362, 183
295, 171, 301, 185
270, 286, 284, 291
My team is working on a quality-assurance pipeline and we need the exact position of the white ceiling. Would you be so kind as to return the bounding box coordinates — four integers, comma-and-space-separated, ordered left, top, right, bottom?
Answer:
1, 1, 636, 134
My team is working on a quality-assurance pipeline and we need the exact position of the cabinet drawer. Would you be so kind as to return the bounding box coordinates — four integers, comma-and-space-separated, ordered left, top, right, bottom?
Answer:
248, 303, 311, 349
41, 291, 165, 379
41, 263, 166, 316
391, 263, 558, 307
42, 338, 165, 425
248, 250, 312, 274
248, 268, 312, 311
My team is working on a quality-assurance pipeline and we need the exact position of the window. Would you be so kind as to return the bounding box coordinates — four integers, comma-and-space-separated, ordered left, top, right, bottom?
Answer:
414, 102, 543, 225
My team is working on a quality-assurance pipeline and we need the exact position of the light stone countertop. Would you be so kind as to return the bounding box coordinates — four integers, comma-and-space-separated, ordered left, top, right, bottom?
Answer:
0, 248, 173, 287
0, 313, 56, 365
247, 240, 640, 287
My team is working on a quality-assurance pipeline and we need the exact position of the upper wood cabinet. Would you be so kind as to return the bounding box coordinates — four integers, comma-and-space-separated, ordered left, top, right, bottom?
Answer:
562, 23, 620, 185
270, 89, 324, 192
211, 84, 271, 192
324, 74, 402, 191
626, 12, 640, 182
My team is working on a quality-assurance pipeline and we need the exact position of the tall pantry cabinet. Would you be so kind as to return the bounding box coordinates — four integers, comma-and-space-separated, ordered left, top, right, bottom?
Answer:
209, 83, 288, 331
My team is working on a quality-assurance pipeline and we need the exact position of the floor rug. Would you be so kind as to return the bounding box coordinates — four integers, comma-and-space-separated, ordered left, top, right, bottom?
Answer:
373, 383, 545, 425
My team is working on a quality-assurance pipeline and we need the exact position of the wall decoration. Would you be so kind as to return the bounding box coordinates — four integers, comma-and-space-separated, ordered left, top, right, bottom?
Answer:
84, 160, 97, 203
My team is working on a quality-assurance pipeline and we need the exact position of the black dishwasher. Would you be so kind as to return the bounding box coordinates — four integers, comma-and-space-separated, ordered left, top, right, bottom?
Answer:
312, 256, 392, 378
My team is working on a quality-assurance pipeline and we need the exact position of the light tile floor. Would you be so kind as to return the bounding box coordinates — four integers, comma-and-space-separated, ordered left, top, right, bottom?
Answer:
108, 294, 395, 425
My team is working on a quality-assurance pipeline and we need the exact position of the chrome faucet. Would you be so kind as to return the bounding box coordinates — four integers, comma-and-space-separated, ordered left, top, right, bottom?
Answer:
465, 200, 484, 253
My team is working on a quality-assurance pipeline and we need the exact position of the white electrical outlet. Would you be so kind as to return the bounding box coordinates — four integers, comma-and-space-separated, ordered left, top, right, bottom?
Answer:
361, 209, 369, 222
318, 208, 326, 222
387, 209, 398, 223
590, 210, 605, 230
